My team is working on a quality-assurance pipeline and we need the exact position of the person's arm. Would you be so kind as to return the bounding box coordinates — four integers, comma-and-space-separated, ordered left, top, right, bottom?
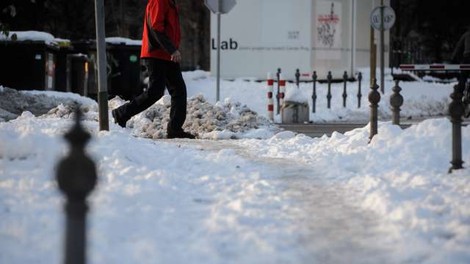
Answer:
147, 0, 178, 55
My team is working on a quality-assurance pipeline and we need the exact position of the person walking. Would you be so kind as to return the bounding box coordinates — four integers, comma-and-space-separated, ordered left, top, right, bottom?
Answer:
112, 0, 195, 139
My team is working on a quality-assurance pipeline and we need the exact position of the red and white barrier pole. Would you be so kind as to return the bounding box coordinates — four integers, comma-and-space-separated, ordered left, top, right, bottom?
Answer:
267, 73, 274, 121
400, 64, 470, 71
279, 74, 286, 110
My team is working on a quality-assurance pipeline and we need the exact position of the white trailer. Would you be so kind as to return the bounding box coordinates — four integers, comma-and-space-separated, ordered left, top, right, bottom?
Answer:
210, 0, 390, 80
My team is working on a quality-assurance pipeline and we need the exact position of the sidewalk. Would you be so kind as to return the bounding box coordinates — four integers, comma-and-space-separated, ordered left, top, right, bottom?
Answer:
278, 116, 466, 138
172, 139, 398, 264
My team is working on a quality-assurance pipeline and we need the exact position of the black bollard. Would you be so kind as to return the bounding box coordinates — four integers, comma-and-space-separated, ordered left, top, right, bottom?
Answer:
312, 71, 317, 113
390, 80, 404, 125
369, 79, 381, 142
342, 71, 348, 108
327, 71, 332, 109
56, 109, 97, 264
295, 68, 300, 88
276, 68, 281, 115
448, 84, 465, 172
357, 72, 363, 108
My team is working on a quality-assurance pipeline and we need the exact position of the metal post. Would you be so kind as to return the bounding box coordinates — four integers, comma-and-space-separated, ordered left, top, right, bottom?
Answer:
327, 71, 332, 109
56, 109, 97, 264
267, 73, 274, 121
295, 68, 300, 88
216, 11, 221, 102
276, 68, 281, 114
350, 0, 357, 76
390, 79, 404, 125
380, 1, 385, 94
448, 84, 465, 172
279, 74, 286, 110
370, 26, 376, 88
357, 72, 362, 108
94, 0, 109, 131
369, 79, 381, 141
342, 71, 348, 107
312, 71, 317, 113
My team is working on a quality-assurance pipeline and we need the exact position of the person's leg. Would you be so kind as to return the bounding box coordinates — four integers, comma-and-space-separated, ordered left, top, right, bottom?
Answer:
112, 58, 167, 127
165, 62, 188, 133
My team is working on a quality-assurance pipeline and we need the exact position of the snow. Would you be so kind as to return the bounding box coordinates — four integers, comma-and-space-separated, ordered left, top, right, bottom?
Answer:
1, 35, 470, 264
106, 37, 142, 46
0, 31, 64, 46
0, 31, 140, 47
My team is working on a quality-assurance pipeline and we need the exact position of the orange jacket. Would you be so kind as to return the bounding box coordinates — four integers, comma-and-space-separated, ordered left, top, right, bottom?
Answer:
141, 0, 181, 61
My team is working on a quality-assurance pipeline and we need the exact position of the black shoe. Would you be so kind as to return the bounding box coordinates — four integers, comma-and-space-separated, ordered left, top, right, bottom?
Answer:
112, 109, 127, 128
167, 130, 196, 139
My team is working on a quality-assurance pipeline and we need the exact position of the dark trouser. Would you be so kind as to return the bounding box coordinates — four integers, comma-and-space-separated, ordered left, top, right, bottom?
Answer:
115, 58, 187, 131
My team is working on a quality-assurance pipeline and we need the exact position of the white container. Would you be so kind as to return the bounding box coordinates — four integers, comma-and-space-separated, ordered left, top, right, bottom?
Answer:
281, 101, 310, 123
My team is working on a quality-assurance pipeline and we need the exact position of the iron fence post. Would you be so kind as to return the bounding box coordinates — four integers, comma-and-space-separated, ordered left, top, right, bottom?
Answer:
327, 71, 332, 109
369, 79, 381, 142
295, 68, 300, 88
448, 84, 465, 172
357, 72, 362, 108
342, 71, 348, 107
312, 71, 317, 113
390, 80, 404, 125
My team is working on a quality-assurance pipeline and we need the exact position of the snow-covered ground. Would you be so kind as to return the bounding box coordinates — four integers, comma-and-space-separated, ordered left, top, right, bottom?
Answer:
1, 65, 469, 264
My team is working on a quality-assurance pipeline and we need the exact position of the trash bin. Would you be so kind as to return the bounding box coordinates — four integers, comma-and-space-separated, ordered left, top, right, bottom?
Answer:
71, 40, 99, 99
107, 42, 143, 100
55, 41, 73, 92
66, 54, 89, 96
0, 40, 58, 91
69, 39, 144, 100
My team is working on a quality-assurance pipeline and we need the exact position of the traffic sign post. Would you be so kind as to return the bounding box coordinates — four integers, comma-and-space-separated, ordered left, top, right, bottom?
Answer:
204, 0, 236, 102
205, 0, 236, 14
370, 5, 396, 31
370, 4, 395, 94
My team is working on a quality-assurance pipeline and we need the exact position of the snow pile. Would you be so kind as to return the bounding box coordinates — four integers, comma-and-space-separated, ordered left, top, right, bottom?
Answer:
284, 84, 309, 104
0, 87, 96, 122
117, 94, 279, 139
234, 119, 470, 263
0, 87, 278, 140
1, 71, 470, 263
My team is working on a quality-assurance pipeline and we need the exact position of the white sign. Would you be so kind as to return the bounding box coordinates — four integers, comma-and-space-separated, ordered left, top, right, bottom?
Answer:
205, 0, 237, 14
370, 6, 396, 30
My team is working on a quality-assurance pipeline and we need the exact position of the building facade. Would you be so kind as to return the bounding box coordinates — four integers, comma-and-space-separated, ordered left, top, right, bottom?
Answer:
210, 0, 391, 80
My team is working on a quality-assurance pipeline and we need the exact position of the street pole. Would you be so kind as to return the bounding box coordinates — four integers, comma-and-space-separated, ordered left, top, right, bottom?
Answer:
94, 0, 109, 131
370, 26, 376, 88
350, 0, 357, 76
216, 11, 221, 102
380, 0, 385, 94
